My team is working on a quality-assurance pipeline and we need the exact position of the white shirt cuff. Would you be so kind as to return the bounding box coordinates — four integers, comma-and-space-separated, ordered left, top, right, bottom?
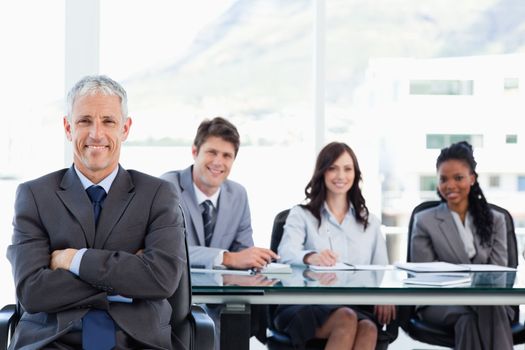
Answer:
214, 250, 227, 267
69, 248, 87, 276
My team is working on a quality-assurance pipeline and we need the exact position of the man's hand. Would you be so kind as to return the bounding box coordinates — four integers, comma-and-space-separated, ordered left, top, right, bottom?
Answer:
303, 249, 339, 266
222, 247, 279, 269
50, 248, 78, 271
374, 305, 396, 325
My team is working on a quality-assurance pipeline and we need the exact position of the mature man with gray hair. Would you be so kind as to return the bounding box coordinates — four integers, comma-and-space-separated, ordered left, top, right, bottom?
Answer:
7, 75, 185, 349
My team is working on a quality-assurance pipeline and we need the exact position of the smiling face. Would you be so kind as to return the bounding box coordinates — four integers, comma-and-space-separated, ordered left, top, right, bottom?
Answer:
323, 151, 355, 198
192, 135, 236, 196
437, 159, 475, 211
64, 93, 131, 183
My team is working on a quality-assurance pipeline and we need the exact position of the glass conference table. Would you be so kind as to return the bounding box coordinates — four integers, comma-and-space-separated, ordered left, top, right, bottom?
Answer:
191, 265, 525, 349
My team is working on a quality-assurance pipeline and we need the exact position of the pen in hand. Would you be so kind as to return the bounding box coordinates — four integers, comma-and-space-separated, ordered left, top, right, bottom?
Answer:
328, 237, 339, 264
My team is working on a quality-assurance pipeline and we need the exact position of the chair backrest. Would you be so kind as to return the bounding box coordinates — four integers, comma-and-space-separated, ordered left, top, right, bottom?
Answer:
270, 209, 291, 254
167, 208, 192, 350
489, 203, 518, 268
406, 200, 441, 262
406, 200, 518, 268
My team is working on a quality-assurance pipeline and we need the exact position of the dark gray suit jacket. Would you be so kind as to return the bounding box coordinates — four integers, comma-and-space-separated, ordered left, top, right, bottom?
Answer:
161, 166, 253, 268
7, 165, 186, 350
411, 202, 507, 265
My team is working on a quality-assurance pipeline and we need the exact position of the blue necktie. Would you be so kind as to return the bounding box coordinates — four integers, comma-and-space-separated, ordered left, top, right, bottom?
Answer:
83, 185, 115, 350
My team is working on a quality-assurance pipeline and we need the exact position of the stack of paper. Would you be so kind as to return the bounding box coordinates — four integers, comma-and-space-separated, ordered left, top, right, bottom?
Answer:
403, 273, 472, 286
395, 261, 516, 273
395, 262, 469, 273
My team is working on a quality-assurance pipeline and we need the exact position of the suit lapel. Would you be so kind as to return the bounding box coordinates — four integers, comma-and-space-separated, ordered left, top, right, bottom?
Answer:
180, 167, 206, 246
95, 166, 135, 248
435, 204, 471, 263
212, 183, 233, 247
56, 166, 95, 247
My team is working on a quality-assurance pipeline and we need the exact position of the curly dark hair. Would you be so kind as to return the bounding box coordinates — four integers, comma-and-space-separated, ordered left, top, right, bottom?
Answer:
302, 142, 369, 229
436, 141, 493, 245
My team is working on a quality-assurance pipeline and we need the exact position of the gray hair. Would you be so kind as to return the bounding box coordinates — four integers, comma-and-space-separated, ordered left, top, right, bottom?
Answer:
66, 75, 128, 120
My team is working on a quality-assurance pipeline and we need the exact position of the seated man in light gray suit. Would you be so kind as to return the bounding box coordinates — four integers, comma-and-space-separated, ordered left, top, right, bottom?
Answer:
7, 75, 185, 350
161, 117, 277, 348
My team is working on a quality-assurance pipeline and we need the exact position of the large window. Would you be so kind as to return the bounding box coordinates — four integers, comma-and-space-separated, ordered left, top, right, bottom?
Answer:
99, 0, 314, 246
326, 0, 525, 224
3, 0, 525, 307
0, 1, 65, 305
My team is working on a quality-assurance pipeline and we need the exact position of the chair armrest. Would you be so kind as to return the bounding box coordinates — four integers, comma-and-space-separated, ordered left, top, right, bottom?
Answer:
190, 304, 215, 350
0, 304, 17, 350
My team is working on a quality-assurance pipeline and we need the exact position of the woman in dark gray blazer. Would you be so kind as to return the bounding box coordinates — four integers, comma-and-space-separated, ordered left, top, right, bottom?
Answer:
411, 141, 513, 350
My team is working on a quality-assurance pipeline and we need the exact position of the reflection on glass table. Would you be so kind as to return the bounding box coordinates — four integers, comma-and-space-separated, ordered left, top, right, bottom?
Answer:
191, 265, 524, 306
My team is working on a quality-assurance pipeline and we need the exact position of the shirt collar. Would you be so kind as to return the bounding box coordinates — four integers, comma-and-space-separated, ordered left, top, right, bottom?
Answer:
193, 182, 220, 208
322, 201, 355, 220
450, 210, 472, 228
74, 165, 119, 194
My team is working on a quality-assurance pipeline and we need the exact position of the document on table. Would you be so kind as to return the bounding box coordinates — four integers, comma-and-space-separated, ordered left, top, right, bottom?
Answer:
460, 264, 516, 272
260, 262, 292, 274
395, 261, 517, 273
403, 273, 472, 286
395, 262, 470, 273
190, 267, 254, 275
309, 263, 389, 271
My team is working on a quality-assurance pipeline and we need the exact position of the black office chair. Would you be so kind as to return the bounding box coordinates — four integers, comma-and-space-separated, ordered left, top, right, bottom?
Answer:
0, 225, 215, 350
400, 200, 525, 347
266, 209, 398, 350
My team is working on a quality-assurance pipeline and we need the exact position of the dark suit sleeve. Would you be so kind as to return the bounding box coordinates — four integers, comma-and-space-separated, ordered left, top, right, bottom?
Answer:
7, 183, 108, 314
79, 180, 185, 299
411, 213, 438, 262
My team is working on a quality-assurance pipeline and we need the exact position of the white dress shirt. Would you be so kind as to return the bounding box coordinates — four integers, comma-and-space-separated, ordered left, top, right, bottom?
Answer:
450, 210, 477, 259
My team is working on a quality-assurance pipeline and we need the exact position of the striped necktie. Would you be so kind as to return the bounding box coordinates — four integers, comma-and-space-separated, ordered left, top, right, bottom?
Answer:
201, 200, 216, 246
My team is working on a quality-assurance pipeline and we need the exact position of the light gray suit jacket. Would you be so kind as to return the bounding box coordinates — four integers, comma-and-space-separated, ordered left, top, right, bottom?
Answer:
7, 165, 186, 350
411, 202, 507, 265
161, 166, 253, 268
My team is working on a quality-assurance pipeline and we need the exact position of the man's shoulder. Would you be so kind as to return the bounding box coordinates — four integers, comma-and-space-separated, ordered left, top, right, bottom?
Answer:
160, 169, 182, 182
23, 168, 69, 188
127, 169, 170, 188
222, 178, 247, 193
160, 167, 191, 187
